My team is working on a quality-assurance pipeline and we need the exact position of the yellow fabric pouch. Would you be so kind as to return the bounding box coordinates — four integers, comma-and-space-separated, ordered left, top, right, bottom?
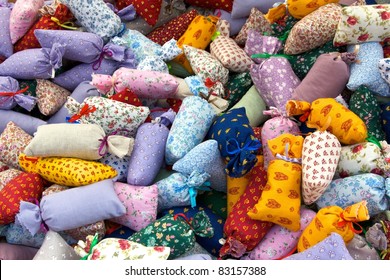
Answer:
18, 153, 117, 187
286, 98, 368, 145
247, 134, 304, 232
287, 0, 339, 19
297, 200, 370, 252
173, 15, 218, 74
227, 156, 263, 214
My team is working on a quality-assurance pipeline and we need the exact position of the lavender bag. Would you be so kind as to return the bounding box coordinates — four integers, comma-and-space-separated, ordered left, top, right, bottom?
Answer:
0, 43, 64, 80
127, 109, 176, 186
0, 110, 46, 135
34, 29, 105, 63
0, 5, 13, 59
0, 76, 37, 111
52, 43, 136, 91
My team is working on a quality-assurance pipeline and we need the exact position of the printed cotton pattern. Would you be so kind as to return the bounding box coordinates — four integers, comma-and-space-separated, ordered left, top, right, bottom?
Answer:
333, 4, 390, 47
65, 96, 150, 136
285, 233, 353, 260
335, 142, 385, 178
165, 96, 215, 165
18, 154, 117, 187
284, 3, 342, 55
316, 174, 390, 216
111, 183, 158, 232
379, 58, 390, 85
60, 0, 122, 41
250, 57, 300, 113
301, 130, 341, 205
0, 172, 45, 224
0, 169, 23, 191
36, 79, 71, 116
347, 42, 390, 96
0, 7, 13, 58
0, 122, 32, 169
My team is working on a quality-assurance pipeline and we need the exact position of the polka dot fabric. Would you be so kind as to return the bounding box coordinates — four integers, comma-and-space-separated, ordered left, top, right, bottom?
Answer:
147, 9, 198, 46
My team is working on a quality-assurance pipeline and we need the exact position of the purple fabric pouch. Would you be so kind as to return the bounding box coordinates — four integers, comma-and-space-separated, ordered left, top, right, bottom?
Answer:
250, 57, 301, 114
16, 179, 126, 236
244, 30, 283, 64
0, 110, 46, 135
261, 109, 301, 169
284, 232, 354, 260
0, 6, 13, 59
52, 44, 136, 91
292, 53, 351, 103
241, 208, 316, 260
0, 76, 37, 111
47, 81, 100, 124
34, 29, 105, 63
231, 0, 279, 18
127, 109, 176, 186
0, 43, 64, 80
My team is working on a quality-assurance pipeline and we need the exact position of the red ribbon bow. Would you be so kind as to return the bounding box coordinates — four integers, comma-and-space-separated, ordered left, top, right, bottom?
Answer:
68, 104, 97, 123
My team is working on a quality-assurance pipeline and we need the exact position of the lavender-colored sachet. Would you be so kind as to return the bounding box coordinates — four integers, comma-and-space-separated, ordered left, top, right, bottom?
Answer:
0, 110, 46, 135
127, 109, 176, 186
52, 43, 136, 91
0, 43, 64, 80
34, 29, 105, 64
106, 2, 136, 22
47, 81, 100, 124
0, 76, 37, 111
0, 6, 13, 59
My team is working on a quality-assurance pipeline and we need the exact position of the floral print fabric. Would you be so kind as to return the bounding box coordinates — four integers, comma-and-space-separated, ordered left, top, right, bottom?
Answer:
333, 4, 390, 47
36, 79, 71, 116
75, 235, 170, 260
0, 6, 13, 59
347, 42, 390, 96
349, 86, 386, 141
65, 96, 150, 136
165, 96, 215, 165
316, 173, 390, 216
60, 0, 122, 42
284, 3, 342, 55
235, 7, 272, 46
0, 122, 32, 169
0, 169, 23, 191
111, 182, 158, 232
128, 211, 214, 259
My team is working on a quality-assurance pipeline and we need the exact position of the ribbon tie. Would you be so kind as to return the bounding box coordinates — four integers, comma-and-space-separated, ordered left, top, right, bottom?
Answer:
337, 212, 364, 234
0, 86, 29, 97
226, 138, 261, 157
263, 106, 285, 118
251, 52, 292, 60
81, 233, 100, 260
183, 171, 211, 208
68, 104, 97, 123
50, 17, 77, 30
92, 48, 114, 71
275, 143, 302, 164
98, 128, 131, 156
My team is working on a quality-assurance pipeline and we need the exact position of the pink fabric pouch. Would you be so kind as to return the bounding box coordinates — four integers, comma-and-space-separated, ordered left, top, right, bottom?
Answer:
91, 67, 179, 99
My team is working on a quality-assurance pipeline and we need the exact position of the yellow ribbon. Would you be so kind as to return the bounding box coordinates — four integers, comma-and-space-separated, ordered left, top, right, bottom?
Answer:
51, 17, 77, 30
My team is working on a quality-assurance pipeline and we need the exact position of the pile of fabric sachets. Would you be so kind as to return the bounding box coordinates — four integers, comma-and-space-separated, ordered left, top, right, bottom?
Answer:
0, 0, 390, 261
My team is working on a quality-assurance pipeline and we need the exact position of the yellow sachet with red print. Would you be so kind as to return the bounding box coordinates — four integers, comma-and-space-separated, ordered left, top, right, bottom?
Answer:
247, 134, 304, 232
173, 15, 218, 74
287, 0, 339, 19
227, 156, 264, 214
286, 98, 368, 145
18, 153, 117, 187
297, 200, 370, 252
